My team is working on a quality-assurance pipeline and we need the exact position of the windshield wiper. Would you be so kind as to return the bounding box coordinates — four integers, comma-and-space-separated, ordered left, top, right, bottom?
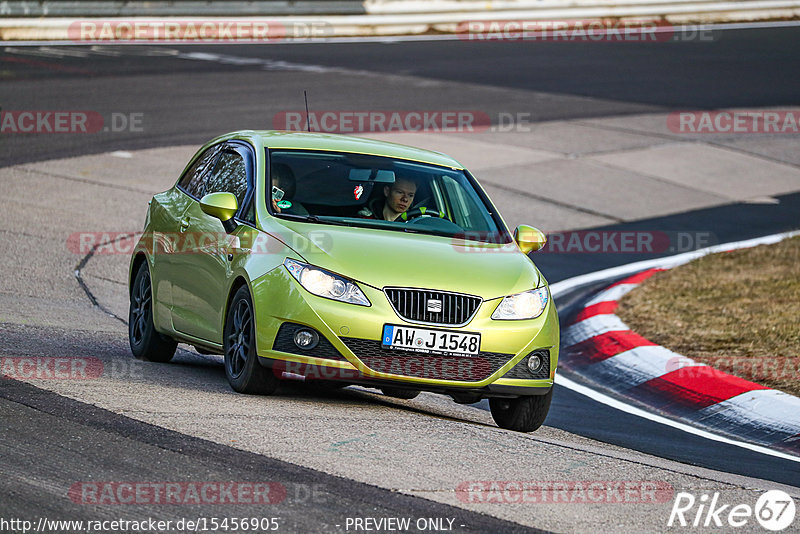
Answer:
278, 214, 351, 227
407, 227, 458, 237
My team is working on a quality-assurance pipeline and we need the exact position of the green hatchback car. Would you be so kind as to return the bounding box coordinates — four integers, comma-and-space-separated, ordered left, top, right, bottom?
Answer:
128, 131, 559, 432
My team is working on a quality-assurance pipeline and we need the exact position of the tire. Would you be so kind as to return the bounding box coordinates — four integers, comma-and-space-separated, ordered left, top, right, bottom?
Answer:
489, 389, 553, 432
224, 285, 279, 395
381, 387, 420, 400
129, 262, 177, 362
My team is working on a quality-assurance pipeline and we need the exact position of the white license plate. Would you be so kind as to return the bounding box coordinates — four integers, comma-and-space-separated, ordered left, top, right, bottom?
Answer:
381, 324, 480, 356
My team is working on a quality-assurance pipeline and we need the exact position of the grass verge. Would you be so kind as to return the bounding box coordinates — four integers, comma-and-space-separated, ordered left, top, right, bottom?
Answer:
616, 235, 800, 397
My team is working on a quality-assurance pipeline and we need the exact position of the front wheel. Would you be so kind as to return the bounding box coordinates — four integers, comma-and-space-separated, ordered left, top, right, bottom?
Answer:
224, 286, 279, 395
489, 389, 553, 432
129, 262, 177, 362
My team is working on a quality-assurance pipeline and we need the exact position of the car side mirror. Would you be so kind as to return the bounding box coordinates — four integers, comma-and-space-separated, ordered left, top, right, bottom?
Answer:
200, 192, 238, 232
514, 225, 547, 254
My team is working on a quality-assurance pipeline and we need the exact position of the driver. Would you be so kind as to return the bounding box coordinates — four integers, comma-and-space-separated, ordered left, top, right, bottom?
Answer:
358, 177, 417, 222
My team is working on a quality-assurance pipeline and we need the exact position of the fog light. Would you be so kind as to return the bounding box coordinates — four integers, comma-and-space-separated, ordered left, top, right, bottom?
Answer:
527, 353, 543, 373
293, 328, 319, 350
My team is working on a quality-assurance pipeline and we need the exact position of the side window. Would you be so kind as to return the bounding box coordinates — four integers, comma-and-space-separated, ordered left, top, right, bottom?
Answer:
205, 149, 249, 209
178, 145, 221, 198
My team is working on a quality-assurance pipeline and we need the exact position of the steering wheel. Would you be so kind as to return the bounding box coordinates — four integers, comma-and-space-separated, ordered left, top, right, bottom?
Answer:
399, 207, 446, 221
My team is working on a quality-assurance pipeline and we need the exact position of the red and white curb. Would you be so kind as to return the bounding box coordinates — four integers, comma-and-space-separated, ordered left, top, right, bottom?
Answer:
551, 230, 800, 461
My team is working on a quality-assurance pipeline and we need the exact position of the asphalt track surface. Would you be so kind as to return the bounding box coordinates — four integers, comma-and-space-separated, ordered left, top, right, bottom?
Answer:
0, 378, 534, 534
1, 26, 800, 532
2, 25, 800, 167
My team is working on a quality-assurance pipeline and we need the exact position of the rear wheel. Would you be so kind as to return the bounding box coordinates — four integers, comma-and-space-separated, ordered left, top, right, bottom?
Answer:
224, 286, 279, 395
129, 262, 177, 362
489, 389, 553, 432
381, 387, 420, 400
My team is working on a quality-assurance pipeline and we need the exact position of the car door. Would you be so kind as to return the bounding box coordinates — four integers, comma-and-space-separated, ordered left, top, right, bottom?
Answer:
151, 143, 222, 332
170, 142, 254, 343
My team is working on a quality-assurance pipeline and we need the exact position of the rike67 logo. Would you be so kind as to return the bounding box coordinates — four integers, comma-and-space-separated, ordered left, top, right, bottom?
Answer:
668, 490, 796, 531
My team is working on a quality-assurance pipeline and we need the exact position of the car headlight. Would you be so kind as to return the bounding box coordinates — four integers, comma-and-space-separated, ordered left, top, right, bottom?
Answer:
491, 287, 549, 320
284, 258, 370, 306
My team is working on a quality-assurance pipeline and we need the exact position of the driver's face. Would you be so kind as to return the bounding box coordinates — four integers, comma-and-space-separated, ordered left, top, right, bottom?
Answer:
384, 180, 416, 215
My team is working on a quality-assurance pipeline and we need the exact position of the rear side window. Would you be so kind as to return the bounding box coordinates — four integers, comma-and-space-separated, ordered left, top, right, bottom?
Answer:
205, 150, 248, 208
178, 145, 222, 198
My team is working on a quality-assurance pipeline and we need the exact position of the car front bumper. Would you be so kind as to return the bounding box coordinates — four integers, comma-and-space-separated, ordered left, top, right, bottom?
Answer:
250, 266, 559, 396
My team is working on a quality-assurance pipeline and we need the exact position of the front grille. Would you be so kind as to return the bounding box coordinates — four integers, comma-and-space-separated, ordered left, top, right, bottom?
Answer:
342, 337, 513, 382
384, 288, 482, 326
503, 350, 550, 380
272, 323, 346, 361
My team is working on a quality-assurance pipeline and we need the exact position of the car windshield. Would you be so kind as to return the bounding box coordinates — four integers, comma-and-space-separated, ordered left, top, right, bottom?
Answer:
267, 149, 511, 243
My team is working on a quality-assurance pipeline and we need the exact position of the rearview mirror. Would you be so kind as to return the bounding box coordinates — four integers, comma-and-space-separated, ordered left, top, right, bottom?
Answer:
514, 225, 547, 254
200, 192, 238, 231
348, 168, 396, 183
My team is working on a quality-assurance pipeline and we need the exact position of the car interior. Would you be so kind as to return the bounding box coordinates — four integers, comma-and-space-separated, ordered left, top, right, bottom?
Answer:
268, 151, 441, 220
266, 149, 504, 241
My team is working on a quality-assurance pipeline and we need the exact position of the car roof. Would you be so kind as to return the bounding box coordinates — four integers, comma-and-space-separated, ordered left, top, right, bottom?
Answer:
228, 130, 465, 170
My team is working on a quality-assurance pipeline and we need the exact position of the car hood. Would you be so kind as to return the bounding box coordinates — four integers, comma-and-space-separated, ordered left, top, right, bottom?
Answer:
270, 220, 542, 300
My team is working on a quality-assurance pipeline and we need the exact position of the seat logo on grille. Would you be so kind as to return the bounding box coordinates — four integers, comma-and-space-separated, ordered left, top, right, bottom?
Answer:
426, 299, 443, 313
